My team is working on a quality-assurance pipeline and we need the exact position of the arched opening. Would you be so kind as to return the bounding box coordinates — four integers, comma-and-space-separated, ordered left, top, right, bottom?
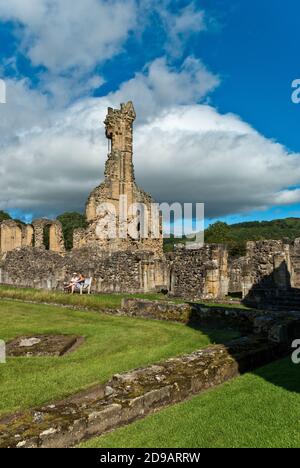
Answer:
43, 225, 51, 250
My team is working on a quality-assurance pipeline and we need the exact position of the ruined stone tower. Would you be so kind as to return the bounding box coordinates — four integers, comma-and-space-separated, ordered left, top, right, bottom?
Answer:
74, 102, 163, 256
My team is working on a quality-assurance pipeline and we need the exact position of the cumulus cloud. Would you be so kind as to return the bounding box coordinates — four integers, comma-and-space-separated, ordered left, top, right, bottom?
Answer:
0, 0, 137, 74
109, 56, 219, 121
0, 82, 300, 219
0, 0, 210, 105
134, 106, 300, 217
0, 2, 298, 222
139, 1, 206, 56
160, 2, 206, 56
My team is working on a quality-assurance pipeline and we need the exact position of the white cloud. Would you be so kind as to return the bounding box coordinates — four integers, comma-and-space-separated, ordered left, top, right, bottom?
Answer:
161, 2, 206, 55
0, 0, 137, 73
139, 1, 206, 56
0, 6, 298, 222
133, 105, 300, 217
109, 56, 219, 122
0, 77, 300, 219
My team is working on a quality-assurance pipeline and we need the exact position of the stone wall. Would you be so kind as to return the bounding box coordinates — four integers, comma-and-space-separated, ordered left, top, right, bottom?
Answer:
168, 244, 229, 300
228, 257, 246, 294
32, 219, 65, 253
0, 219, 65, 255
0, 247, 169, 294
0, 220, 22, 253
0, 242, 231, 299
226, 239, 300, 309
121, 298, 300, 342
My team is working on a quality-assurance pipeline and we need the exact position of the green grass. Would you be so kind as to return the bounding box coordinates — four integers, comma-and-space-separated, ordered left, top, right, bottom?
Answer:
196, 301, 250, 310
80, 358, 300, 448
0, 300, 239, 416
0, 285, 248, 311
0, 285, 172, 310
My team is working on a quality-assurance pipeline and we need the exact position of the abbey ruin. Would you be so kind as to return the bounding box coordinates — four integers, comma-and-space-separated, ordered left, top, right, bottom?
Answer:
1, 101, 300, 306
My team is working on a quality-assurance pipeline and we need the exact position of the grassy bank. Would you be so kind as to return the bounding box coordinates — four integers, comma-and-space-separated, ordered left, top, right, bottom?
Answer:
0, 285, 248, 311
0, 300, 239, 416
0, 285, 168, 310
80, 357, 300, 448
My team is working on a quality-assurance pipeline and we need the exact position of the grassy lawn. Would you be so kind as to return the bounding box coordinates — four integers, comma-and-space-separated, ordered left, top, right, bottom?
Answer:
0, 300, 239, 416
80, 358, 300, 448
0, 285, 249, 311
0, 285, 170, 310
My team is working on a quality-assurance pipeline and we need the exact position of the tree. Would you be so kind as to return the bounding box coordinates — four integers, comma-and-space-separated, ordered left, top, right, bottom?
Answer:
0, 211, 11, 223
205, 221, 231, 244
57, 212, 87, 250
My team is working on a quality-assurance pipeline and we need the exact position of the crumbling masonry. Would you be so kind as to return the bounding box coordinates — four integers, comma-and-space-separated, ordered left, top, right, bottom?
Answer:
0, 102, 300, 303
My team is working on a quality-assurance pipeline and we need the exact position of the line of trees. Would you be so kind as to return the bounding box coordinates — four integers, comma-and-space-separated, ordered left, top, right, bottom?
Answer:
1, 210, 299, 255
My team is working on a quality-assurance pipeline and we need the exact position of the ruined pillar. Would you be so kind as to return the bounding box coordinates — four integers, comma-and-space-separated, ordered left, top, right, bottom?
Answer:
21, 225, 34, 247
49, 222, 65, 253
32, 220, 46, 249
0, 220, 22, 253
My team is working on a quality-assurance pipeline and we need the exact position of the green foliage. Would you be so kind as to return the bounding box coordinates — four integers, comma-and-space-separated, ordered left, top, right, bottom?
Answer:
43, 225, 50, 250
163, 234, 187, 252
57, 211, 87, 250
163, 218, 300, 258
0, 210, 11, 223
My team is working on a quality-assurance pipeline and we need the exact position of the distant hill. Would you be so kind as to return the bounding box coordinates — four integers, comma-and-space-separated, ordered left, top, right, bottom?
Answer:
164, 218, 300, 257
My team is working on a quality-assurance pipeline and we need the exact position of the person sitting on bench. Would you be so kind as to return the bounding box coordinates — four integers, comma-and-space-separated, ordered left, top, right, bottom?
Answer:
65, 272, 79, 293
73, 273, 86, 293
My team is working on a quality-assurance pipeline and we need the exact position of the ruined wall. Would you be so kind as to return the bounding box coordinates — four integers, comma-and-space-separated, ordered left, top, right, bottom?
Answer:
0, 247, 168, 293
168, 244, 229, 300
22, 224, 34, 248
32, 219, 65, 253
0, 219, 66, 255
225, 239, 300, 309
0, 243, 230, 299
228, 257, 246, 294
290, 238, 300, 288
81, 102, 163, 257
0, 221, 22, 253
239, 240, 292, 299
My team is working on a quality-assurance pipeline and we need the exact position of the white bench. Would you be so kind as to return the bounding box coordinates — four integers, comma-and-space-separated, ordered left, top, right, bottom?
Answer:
74, 277, 93, 295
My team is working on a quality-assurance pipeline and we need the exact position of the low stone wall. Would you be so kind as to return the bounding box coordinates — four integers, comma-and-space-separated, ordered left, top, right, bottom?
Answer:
0, 336, 283, 448
121, 298, 192, 323
122, 299, 300, 344
1, 299, 299, 448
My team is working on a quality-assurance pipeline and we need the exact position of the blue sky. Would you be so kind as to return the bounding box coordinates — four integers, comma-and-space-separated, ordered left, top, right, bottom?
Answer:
0, 0, 299, 226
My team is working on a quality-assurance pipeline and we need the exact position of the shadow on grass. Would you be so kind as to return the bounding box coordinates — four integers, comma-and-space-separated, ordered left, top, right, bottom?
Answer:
186, 291, 300, 396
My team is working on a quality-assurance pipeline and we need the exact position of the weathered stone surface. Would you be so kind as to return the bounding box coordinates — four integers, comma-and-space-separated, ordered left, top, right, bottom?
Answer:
0, 333, 283, 449
0, 246, 169, 293
122, 298, 300, 345
6, 334, 83, 357
0, 242, 230, 298
32, 219, 65, 253
82, 102, 163, 257
122, 298, 192, 322
0, 220, 22, 253
168, 244, 229, 300
227, 239, 300, 309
